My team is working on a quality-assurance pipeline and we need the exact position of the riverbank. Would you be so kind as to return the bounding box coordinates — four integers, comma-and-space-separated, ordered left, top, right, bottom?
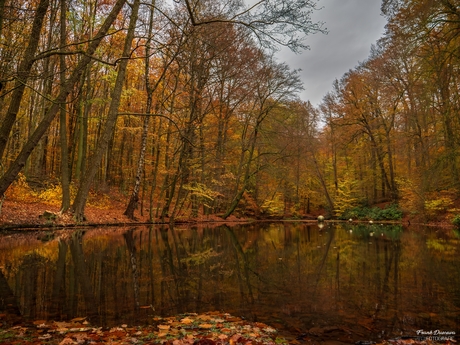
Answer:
0, 198, 251, 230
0, 196, 455, 231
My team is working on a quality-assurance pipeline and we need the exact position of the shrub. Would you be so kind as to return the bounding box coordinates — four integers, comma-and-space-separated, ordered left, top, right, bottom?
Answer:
452, 214, 460, 228
379, 203, 403, 220
341, 203, 403, 221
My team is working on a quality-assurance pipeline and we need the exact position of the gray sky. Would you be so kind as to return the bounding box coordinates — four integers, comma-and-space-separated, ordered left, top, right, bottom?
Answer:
276, 0, 387, 107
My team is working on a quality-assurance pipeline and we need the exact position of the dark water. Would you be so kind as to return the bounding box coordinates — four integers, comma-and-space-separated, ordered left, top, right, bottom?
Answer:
0, 222, 459, 342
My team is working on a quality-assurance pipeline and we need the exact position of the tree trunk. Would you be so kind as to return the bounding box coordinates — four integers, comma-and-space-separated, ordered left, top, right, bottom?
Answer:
0, 0, 50, 160
59, 0, 71, 212
0, 0, 5, 41
75, 69, 90, 182
222, 121, 260, 219
72, 0, 140, 221
0, 0, 128, 197
311, 151, 335, 216
124, 0, 156, 219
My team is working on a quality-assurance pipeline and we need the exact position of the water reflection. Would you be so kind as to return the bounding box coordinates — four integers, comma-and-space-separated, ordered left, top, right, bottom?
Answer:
0, 223, 459, 341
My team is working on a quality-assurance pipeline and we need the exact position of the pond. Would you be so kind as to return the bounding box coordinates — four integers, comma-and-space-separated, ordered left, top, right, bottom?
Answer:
0, 222, 459, 343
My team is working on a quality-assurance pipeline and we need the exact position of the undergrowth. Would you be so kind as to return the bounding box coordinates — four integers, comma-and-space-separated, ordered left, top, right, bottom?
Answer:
340, 203, 403, 221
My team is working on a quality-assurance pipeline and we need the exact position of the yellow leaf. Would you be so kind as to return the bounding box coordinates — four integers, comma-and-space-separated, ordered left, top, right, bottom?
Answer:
199, 323, 213, 329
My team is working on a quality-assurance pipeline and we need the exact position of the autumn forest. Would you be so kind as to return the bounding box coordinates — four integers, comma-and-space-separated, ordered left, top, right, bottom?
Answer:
0, 0, 459, 223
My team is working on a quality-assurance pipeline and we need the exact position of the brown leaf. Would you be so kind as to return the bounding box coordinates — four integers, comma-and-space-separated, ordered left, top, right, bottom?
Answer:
59, 338, 77, 345
194, 339, 216, 345
70, 317, 87, 322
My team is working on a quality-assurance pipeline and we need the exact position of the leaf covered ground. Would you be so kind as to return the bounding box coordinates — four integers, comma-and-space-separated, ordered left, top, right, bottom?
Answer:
0, 312, 284, 345
0, 312, 456, 345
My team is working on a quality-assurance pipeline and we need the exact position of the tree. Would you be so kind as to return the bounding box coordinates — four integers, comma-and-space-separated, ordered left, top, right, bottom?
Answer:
183, 0, 325, 52
223, 57, 303, 218
124, 0, 158, 220
72, 0, 141, 221
59, 0, 70, 212
0, 0, 50, 160
0, 0, 128, 197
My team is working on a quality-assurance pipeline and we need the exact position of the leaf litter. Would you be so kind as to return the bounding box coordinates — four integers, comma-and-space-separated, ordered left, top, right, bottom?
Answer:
0, 312, 284, 345
0, 312, 456, 345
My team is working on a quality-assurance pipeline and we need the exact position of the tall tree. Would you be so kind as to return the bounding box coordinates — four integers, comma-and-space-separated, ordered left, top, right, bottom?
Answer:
124, 0, 158, 220
72, 0, 141, 221
0, 0, 128, 197
223, 58, 303, 218
0, 0, 50, 160
59, 0, 70, 212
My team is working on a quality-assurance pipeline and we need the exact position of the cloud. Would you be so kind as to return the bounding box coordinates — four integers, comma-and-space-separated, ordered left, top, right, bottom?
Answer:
276, 0, 387, 106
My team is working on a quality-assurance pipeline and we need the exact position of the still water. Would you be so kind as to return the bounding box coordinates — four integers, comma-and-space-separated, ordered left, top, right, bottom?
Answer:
0, 222, 459, 342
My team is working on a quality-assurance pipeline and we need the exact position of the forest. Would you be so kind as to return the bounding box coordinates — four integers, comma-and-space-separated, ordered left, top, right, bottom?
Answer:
0, 0, 459, 224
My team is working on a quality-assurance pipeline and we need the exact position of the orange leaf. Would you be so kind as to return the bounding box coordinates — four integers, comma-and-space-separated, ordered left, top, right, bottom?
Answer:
199, 323, 214, 329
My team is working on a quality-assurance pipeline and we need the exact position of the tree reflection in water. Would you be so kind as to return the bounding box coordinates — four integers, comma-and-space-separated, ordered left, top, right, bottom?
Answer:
0, 223, 459, 341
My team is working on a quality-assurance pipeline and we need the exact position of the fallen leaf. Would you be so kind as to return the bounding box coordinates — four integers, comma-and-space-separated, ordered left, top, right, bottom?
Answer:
71, 317, 87, 322
199, 323, 214, 329
195, 339, 216, 345
263, 327, 276, 333
59, 338, 76, 345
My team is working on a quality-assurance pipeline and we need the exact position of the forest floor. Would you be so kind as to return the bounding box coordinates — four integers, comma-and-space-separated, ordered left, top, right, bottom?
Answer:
0, 194, 455, 230
0, 194, 248, 230
0, 310, 454, 345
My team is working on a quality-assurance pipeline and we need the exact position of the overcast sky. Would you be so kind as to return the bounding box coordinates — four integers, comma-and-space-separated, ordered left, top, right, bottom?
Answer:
276, 0, 387, 107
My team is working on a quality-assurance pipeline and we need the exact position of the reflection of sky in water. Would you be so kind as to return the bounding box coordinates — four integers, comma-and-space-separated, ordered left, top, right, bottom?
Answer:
0, 223, 459, 342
